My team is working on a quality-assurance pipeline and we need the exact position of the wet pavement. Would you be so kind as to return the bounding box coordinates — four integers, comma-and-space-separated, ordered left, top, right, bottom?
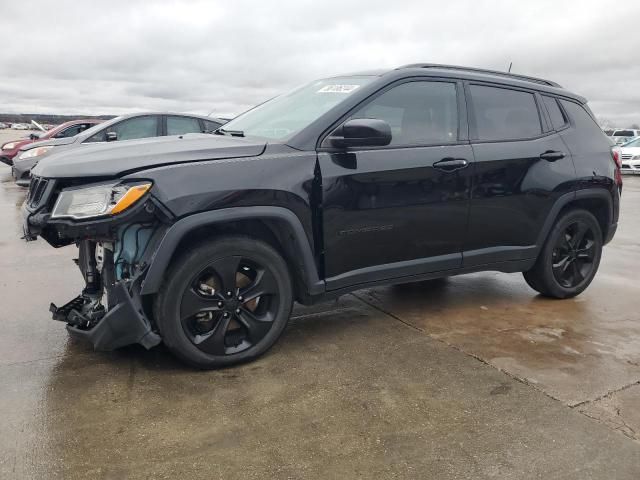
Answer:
1, 153, 640, 478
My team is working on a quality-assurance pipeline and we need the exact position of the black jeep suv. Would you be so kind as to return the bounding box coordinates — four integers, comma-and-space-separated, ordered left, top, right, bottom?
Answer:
22, 64, 622, 369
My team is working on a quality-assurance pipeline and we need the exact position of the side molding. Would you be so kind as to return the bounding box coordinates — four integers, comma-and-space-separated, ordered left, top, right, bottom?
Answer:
140, 206, 324, 295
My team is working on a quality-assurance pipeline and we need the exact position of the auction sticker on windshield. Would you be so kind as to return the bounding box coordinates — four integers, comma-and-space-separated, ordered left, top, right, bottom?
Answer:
317, 84, 361, 93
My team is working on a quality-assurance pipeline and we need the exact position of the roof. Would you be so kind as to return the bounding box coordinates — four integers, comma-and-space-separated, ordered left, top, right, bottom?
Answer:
390, 63, 585, 103
116, 111, 226, 123
397, 63, 560, 87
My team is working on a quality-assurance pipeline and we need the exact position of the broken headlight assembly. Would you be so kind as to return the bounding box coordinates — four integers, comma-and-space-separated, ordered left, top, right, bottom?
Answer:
51, 181, 152, 220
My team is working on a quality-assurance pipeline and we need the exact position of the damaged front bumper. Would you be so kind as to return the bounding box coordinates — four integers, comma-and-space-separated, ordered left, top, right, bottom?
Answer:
22, 177, 167, 351
48, 238, 162, 352
51, 276, 161, 351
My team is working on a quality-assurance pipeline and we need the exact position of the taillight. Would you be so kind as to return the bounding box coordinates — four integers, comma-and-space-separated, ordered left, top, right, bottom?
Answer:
612, 147, 622, 169
612, 146, 623, 187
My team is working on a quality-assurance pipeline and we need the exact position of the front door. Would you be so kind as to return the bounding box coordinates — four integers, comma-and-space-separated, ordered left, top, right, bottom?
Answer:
319, 79, 473, 289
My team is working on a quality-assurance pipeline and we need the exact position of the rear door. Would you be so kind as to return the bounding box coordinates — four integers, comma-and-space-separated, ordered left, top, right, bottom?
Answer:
319, 79, 473, 289
464, 83, 575, 266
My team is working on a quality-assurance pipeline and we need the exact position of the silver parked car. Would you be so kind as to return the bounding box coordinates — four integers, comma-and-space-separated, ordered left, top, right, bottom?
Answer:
619, 137, 640, 174
611, 128, 640, 145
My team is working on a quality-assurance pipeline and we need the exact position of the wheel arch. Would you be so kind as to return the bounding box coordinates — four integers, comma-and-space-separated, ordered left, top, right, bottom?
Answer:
535, 189, 613, 250
140, 207, 324, 301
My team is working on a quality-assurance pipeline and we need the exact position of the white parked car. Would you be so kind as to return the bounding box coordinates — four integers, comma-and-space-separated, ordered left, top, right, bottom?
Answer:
12, 123, 29, 130
619, 137, 640, 174
611, 129, 640, 145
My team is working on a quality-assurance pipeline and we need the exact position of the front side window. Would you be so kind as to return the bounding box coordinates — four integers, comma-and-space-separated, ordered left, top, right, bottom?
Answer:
86, 116, 159, 142
542, 96, 568, 130
470, 85, 542, 141
167, 116, 202, 136
350, 81, 458, 146
220, 76, 374, 140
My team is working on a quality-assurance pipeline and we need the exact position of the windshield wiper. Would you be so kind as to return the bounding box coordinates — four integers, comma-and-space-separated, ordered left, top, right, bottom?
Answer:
214, 127, 245, 137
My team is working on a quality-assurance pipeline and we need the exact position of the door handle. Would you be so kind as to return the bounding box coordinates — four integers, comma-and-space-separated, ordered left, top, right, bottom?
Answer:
539, 150, 565, 162
433, 158, 469, 172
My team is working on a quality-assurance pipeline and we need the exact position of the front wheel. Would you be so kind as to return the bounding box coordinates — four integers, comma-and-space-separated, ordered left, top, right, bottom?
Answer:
155, 236, 293, 369
523, 209, 603, 299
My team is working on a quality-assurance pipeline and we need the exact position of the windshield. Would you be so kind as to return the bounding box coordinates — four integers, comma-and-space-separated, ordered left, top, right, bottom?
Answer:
220, 76, 375, 140
44, 123, 67, 137
622, 137, 640, 147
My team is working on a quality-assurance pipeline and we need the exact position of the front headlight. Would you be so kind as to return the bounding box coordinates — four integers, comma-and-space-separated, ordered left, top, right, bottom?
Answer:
51, 182, 152, 220
19, 146, 54, 160
632, 155, 640, 160
2, 142, 18, 150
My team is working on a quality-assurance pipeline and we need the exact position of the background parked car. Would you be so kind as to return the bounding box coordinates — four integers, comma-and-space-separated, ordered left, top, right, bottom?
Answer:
610, 128, 640, 145
12, 123, 29, 130
619, 136, 640, 174
11, 112, 226, 185
1, 119, 101, 166
0, 122, 9, 129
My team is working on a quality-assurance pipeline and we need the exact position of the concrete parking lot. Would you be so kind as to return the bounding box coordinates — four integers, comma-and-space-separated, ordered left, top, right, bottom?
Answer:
1, 128, 640, 479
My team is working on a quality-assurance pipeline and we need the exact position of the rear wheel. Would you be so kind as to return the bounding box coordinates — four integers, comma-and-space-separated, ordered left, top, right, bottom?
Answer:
523, 209, 602, 299
155, 236, 293, 369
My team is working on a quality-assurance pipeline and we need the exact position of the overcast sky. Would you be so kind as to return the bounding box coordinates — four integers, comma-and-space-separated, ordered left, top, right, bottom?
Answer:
1, 0, 638, 125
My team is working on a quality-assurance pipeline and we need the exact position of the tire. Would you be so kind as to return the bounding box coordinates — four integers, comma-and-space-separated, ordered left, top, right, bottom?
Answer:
523, 209, 603, 299
154, 235, 293, 369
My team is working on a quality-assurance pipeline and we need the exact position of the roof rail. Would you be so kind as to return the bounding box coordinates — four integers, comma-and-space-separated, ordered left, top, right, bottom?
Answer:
397, 63, 561, 88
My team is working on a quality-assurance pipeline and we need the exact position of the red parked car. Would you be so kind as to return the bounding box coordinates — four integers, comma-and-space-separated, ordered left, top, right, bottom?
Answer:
0, 119, 102, 166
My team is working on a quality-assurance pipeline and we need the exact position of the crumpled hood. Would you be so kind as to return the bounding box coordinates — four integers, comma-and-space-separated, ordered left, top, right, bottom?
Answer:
32, 133, 267, 178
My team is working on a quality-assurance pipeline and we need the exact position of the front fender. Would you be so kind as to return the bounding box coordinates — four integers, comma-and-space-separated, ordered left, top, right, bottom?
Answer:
139, 206, 324, 296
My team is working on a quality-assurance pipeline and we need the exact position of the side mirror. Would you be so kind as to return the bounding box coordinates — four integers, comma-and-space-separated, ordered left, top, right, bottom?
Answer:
106, 131, 118, 142
329, 118, 392, 149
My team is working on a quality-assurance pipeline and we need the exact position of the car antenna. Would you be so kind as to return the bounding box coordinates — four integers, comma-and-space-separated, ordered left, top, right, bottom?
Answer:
508, 62, 513, 73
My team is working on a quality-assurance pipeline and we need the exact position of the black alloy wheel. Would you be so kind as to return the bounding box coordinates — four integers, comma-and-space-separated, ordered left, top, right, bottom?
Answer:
523, 209, 603, 299
155, 236, 293, 369
551, 220, 597, 288
180, 256, 278, 356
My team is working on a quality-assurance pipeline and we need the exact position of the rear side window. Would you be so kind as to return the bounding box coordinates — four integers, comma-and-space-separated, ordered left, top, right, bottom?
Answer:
351, 81, 458, 146
469, 85, 542, 141
542, 96, 568, 130
204, 120, 222, 132
560, 100, 607, 138
167, 116, 202, 136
